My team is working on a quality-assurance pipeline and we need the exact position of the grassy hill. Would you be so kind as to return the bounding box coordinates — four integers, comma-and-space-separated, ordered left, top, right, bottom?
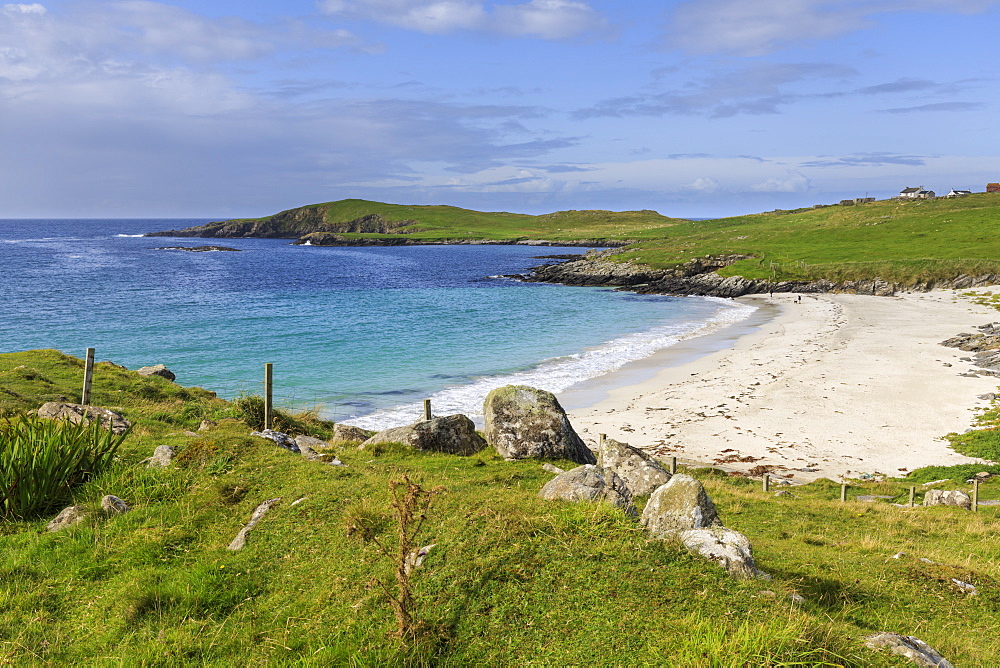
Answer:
151, 199, 685, 243
3, 350, 1000, 664
613, 194, 1000, 284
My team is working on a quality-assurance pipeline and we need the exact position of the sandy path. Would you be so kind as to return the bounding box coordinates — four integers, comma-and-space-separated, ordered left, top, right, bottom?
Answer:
564, 290, 1000, 482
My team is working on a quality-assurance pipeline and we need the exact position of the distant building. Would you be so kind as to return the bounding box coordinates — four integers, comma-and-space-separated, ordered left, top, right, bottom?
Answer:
839, 197, 876, 206
988, 183, 1000, 193
945, 188, 972, 197
897, 186, 935, 199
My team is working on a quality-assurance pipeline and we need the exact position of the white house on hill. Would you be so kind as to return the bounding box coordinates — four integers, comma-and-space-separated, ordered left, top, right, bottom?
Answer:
945, 188, 972, 197
898, 186, 935, 199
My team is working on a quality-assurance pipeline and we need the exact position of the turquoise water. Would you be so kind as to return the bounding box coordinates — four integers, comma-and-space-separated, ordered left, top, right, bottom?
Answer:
0, 219, 754, 427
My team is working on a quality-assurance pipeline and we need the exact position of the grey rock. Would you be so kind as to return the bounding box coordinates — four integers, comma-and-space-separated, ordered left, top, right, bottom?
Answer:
541, 463, 565, 474
865, 632, 954, 668
680, 527, 769, 579
952, 578, 977, 595
101, 495, 129, 515
483, 385, 595, 464
37, 402, 131, 435
329, 423, 377, 444
923, 489, 972, 510
136, 364, 176, 381
599, 438, 671, 496
641, 474, 721, 538
538, 465, 636, 516
294, 435, 328, 461
251, 429, 300, 453
198, 419, 217, 431
228, 497, 281, 551
46, 505, 87, 532
360, 414, 487, 455
147, 444, 175, 468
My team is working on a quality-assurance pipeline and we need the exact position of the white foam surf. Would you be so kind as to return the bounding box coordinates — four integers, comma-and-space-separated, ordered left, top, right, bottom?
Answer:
344, 297, 756, 430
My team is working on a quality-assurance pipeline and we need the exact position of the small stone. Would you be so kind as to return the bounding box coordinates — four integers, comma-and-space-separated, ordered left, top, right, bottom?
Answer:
952, 579, 977, 595
251, 429, 300, 453
136, 364, 176, 381
541, 463, 565, 474
147, 444, 175, 468
46, 505, 87, 531
865, 632, 954, 668
198, 419, 217, 431
228, 497, 281, 551
789, 593, 804, 604
295, 435, 327, 461
101, 495, 129, 515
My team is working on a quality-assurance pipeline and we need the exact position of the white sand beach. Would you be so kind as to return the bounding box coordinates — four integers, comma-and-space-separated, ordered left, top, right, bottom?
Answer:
563, 289, 1000, 483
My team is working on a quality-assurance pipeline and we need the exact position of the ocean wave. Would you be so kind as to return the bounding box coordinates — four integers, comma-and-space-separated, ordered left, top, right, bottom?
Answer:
344, 297, 756, 430
114, 234, 146, 238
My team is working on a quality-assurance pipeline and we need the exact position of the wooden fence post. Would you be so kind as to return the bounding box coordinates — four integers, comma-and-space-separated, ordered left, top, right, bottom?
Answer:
264, 363, 273, 430
423, 399, 432, 421
973, 479, 979, 513
670, 456, 677, 475
840, 483, 848, 503
763, 474, 770, 492
81, 347, 95, 405
908, 486, 915, 508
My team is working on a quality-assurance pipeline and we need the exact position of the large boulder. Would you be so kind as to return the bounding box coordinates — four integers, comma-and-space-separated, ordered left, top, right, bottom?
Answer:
360, 414, 487, 455
295, 435, 327, 461
136, 364, 176, 381
641, 474, 721, 538
599, 438, 671, 496
37, 402, 131, 435
147, 444, 175, 468
923, 489, 972, 510
538, 464, 637, 516
680, 527, 768, 579
483, 385, 595, 464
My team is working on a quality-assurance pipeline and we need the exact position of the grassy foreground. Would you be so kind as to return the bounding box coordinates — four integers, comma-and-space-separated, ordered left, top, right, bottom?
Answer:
2, 350, 1000, 665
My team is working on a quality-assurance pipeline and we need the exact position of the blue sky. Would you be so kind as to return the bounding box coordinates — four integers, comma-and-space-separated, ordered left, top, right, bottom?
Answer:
0, 0, 997, 218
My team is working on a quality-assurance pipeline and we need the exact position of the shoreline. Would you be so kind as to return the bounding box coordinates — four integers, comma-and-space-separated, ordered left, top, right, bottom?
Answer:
561, 289, 1000, 482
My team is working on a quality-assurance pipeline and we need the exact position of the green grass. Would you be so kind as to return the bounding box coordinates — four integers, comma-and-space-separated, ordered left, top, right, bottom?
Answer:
613, 194, 1000, 283
2, 349, 1000, 664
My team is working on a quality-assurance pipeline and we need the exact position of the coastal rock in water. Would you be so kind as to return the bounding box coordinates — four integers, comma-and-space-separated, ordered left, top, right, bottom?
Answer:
923, 489, 972, 510
101, 495, 129, 515
641, 474, 721, 538
538, 465, 637, 516
599, 438, 671, 496
147, 444, 175, 468
294, 435, 328, 461
865, 633, 954, 668
680, 527, 768, 579
330, 423, 376, 444
136, 364, 176, 381
360, 414, 487, 455
251, 429, 300, 453
46, 505, 87, 532
36, 402, 131, 435
483, 385, 595, 464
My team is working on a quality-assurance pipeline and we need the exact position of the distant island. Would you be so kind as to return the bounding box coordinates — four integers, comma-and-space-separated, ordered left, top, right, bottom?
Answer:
148, 195, 1000, 297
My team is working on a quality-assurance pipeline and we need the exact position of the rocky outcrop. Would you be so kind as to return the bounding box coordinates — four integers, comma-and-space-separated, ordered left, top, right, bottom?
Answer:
137, 364, 175, 381
941, 323, 1000, 376
923, 489, 972, 510
865, 633, 954, 668
294, 435, 327, 461
640, 474, 721, 538
360, 414, 487, 455
680, 527, 767, 579
483, 385, 596, 464
251, 429, 300, 453
525, 255, 1000, 297
538, 464, 637, 516
37, 402, 131, 435
599, 438, 671, 496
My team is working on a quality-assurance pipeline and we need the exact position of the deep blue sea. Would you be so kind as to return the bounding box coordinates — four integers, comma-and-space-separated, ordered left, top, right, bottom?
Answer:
0, 219, 754, 427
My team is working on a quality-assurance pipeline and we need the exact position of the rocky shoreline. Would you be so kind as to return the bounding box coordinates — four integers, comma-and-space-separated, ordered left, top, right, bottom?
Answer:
521, 253, 1000, 298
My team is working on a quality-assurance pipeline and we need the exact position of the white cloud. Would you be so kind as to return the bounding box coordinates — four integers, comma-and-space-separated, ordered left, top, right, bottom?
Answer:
750, 170, 812, 192
666, 0, 1000, 55
319, 0, 608, 39
685, 176, 722, 193
2, 3, 46, 15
